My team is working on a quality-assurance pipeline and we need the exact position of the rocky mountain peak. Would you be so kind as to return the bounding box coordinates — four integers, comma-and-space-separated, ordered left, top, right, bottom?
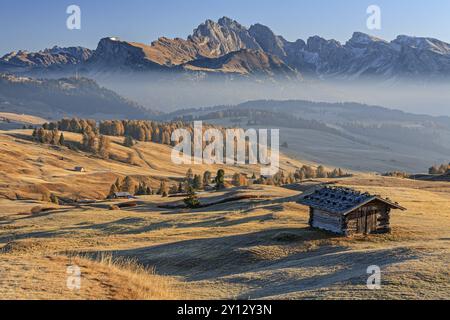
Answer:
0, 45, 93, 69
94, 37, 126, 59
306, 36, 342, 52
249, 23, 286, 57
44, 46, 93, 61
217, 16, 242, 29
347, 32, 385, 46
188, 17, 261, 56
88, 38, 142, 69
393, 35, 450, 54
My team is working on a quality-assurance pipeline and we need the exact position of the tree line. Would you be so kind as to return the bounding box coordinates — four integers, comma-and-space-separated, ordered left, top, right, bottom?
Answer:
33, 125, 112, 159
106, 165, 349, 201
429, 162, 450, 175
32, 127, 65, 146
43, 118, 197, 146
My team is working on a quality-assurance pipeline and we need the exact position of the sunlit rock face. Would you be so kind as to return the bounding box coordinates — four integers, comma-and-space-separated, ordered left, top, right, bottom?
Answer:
2, 17, 450, 80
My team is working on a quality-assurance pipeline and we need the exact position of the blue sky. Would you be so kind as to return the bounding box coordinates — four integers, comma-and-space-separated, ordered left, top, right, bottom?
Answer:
1, 0, 450, 54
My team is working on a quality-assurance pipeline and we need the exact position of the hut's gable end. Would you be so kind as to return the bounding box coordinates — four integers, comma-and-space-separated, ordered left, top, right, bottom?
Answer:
344, 201, 379, 235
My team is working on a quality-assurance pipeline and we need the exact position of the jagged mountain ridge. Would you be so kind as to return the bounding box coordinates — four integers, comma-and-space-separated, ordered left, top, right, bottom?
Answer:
0, 46, 93, 71
2, 17, 450, 79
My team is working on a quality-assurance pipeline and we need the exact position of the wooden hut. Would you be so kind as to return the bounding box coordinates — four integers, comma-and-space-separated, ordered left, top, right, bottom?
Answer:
298, 187, 406, 235
110, 192, 134, 199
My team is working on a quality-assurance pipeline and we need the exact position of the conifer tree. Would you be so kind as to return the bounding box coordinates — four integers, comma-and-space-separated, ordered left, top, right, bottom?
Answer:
215, 169, 225, 190
183, 186, 200, 208
59, 132, 65, 146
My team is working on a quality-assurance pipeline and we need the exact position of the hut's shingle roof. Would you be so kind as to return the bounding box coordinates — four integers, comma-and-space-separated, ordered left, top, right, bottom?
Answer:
298, 186, 406, 215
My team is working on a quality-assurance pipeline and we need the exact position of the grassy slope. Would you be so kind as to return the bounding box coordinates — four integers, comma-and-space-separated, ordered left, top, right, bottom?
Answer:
0, 130, 449, 299
0, 113, 47, 125
0, 129, 307, 200
0, 179, 449, 299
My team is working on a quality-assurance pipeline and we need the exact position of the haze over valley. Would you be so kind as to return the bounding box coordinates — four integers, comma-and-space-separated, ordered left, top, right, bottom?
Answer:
2, 17, 450, 115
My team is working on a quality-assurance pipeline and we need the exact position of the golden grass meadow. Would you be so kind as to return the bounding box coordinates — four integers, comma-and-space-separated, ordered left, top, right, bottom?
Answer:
0, 130, 448, 300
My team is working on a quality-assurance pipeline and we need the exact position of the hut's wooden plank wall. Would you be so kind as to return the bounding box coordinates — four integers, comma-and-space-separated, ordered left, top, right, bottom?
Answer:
310, 208, 344, 234
309, 200, 392, 235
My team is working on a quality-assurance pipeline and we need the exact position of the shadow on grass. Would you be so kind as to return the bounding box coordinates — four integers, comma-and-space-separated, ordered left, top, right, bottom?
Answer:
75, 229, 417, 299
233, 246, 417, 299
76, 227, 341, 281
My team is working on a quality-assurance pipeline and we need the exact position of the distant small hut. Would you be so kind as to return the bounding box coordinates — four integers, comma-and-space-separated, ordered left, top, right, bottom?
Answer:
204, 183, 217, 191
74, 166, 86, 172
110, 192, 134, 199
298, 187, 406, 235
